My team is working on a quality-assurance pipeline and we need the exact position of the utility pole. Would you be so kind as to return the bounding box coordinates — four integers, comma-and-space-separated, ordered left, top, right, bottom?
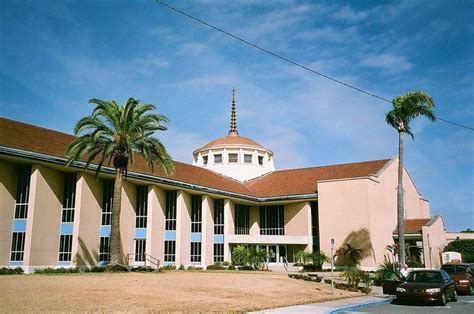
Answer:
330, 238, 335, 294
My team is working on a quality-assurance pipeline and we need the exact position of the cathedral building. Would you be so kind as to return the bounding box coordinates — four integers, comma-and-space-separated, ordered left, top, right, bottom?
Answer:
0, 93, 443, 273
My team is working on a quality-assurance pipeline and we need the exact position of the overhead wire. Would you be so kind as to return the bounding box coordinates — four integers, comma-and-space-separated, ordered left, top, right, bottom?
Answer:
156, 0, 474, 132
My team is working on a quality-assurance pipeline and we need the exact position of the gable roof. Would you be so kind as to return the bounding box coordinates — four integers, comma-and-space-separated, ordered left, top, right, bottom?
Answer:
395, 218, 431, 234
0, 117, 391, 200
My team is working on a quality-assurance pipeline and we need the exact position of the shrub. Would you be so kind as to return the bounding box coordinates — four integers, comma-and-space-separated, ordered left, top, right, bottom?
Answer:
0, 267, 24, 275
222, 261, 230, 267
178, 264, 185, 270
444, 240, 474, 262
159, 265, 177, 271
232, 245, 250, 266
206, 263, 225, 270
131, 266, 154, 272
34, 267, 80, 274
187, 266, 203, 271
228, 264, 236, 270
335, 244, 363, 266
308, 251, 329, 269
340, 267, 371, 288
238, 265, 255, 271
90, 266, 105, 272
374, 260, 396, 285
295, 250, 308, 265
104, 264, 129, 272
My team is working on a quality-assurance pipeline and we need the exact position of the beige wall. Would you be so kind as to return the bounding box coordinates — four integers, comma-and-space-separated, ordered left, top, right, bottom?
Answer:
223, 199, 234, 262
120, 180, 137, 265
177, 190, 191, 265
147, 185, 166, 265
0, 160, 17, 266
73, 173, 102, 266
202, 195, 214, 266
285, 202, 311, 237
318, 178, 373, 268
422, 216, 446, 269
23, 165, 63, 270
249, 205, 259, 236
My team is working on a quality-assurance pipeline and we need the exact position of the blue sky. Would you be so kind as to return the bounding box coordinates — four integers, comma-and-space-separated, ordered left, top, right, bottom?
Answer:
1, 0, 472, 231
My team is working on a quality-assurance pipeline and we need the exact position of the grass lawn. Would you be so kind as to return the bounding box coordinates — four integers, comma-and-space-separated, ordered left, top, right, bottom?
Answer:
0, 271, 361, 312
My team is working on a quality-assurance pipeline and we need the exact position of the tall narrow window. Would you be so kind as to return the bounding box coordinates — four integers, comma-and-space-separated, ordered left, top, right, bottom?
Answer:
311, 202, 320, 252
164, 191, 177, 263
235, 204, 250, 235
164, 240, 176, 262
61, 173, 76, 223
58, 235, 73, 261
10, 232, 26, 261
203, 155, 208, 165
244, 154, 252, 164
191, 242, 202, 263
99, 237, 110, 262
258, 156, 264, 165
10, 165, 30, 263
14, 165, 31, 219
191, 195, 202, 233
165, 191, 177, 230
135, 239, 146, 262
101, 181, 114, 226
136, 186, 148, 228
214, 199, 224, 234
214, 243, 224, 263
99, 180, 113, 262
260, 205, 284, 235
214, 154, 222, 164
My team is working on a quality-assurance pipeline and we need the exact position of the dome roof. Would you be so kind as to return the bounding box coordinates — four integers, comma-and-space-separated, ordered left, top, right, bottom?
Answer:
197, 132, 265, 151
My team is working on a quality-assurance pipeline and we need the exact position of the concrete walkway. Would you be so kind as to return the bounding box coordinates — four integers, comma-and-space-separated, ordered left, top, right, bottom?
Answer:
252, 285, 392, 314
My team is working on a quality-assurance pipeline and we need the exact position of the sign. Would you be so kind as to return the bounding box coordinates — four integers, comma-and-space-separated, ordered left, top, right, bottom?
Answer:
330, 238, 335, 248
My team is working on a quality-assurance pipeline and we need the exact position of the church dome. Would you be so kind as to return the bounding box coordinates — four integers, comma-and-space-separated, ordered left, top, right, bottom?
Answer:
192, 88, 275, 182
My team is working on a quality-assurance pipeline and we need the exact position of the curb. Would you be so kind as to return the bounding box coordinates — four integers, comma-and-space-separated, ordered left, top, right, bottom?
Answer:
327, 297, 392, 313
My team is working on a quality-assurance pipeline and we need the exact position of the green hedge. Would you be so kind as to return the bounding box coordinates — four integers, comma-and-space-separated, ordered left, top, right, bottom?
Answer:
0, 267, 24, 275
444, 240, 474, 262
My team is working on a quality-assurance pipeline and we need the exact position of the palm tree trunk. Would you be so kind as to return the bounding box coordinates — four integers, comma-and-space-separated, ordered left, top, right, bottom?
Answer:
110, 168, 123, 266
397, 130, 406, 266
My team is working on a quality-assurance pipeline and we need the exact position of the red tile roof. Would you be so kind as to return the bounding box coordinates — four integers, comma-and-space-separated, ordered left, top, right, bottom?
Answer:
394, 218, 431, 234
0, 117, 391, 199
196, 132, 265, 152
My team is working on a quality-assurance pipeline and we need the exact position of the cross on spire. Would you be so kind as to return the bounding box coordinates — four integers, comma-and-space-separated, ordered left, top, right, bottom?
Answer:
229, 87, 239, 135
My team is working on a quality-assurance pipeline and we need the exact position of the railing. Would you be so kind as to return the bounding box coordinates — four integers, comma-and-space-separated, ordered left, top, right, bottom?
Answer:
126, 253, 160, 270
234, 227, 249, 235
260, 228, 284, 235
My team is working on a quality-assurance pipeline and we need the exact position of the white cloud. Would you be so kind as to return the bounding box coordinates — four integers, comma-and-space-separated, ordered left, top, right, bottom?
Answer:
360, 53, 412, 74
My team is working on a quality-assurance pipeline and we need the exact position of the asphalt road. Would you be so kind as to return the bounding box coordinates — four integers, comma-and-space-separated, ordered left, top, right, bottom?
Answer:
343, 295, 474, 313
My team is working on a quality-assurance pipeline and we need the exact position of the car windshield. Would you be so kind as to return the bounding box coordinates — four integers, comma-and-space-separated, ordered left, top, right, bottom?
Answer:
442, 265, 469, 274
406, 272, 441, 283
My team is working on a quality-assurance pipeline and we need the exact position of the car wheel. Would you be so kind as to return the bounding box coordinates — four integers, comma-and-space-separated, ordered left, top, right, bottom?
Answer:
469, 285, 474, 296
439, 292, 447, 306
451, 290, 458, 302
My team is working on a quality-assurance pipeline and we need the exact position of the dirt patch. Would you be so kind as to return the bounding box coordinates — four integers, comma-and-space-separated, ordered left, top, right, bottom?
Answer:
0, 271, 361, 312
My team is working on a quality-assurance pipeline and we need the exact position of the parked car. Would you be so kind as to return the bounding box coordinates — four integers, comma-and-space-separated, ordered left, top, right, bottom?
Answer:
395, 270, 457, 305
441, 262, 474, 295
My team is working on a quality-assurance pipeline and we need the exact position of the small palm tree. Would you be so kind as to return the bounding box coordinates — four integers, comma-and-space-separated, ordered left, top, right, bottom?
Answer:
66, 98, 174, 268
386, 91, 435, 266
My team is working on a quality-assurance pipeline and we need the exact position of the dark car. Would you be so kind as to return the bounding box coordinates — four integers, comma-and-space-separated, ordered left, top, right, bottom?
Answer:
441, 262, 474, 295
395, 270, 457, 305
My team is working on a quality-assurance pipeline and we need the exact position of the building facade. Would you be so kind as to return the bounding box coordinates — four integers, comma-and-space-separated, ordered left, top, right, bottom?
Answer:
0, 98, 437, 272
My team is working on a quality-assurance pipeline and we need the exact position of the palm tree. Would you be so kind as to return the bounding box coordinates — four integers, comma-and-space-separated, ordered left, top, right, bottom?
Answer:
66, 98, 174, 268
385, 91, 435, 266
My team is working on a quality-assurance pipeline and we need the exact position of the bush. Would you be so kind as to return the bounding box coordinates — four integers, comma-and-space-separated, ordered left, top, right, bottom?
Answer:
131, 266, 154, 272
0, 267, 24, 275
90, 266, 105, 272
238, 265, 255, 271
228, 264, 236, 270
222, 261, 230, 267
104, 264, 129, 272
340, 267, 371, 288
159, 265, 177, 271
186, 266, 203, 271
232, 245, 250, 266
444, 240, 474, 262
206, 263, 225, 270
34, 267, 80, 274
178, 264, 185, 270
374, 260, 396, 285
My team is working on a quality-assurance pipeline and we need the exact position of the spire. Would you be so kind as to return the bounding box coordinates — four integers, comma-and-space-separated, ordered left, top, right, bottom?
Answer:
229, 87, 239, 135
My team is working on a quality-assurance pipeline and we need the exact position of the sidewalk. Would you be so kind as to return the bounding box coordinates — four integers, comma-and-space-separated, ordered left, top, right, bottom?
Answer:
252, 286, 392, 314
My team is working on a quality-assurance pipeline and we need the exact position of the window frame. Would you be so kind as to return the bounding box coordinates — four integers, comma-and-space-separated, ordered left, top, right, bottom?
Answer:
214, 154, 223, 164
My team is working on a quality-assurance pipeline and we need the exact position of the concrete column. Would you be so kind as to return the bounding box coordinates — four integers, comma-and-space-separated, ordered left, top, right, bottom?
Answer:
0, 160, 17, 266
120, 180, 136, 265
249, 205, 259, 236
176, 190, 191, 266
223, 199, 235, 262
72, 172, 102, 267
23, 165, 63, 271
147, 185, 165, 265
202, 195, 213, 266
305, 202, 313, 252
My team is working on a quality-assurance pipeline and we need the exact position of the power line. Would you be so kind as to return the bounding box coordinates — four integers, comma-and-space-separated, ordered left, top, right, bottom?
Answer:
156, 0, 474, 132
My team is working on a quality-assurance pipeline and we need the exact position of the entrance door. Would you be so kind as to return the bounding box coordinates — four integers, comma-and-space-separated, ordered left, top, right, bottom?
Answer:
134, 239, 146, 266
268, 245, 277, 263
278, 245, 287, 264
